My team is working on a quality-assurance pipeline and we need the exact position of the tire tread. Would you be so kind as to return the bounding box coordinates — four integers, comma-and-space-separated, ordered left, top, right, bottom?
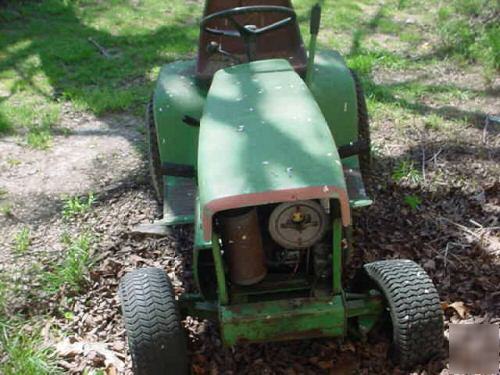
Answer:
364, 260, 444, 369
119, 267, 188, 375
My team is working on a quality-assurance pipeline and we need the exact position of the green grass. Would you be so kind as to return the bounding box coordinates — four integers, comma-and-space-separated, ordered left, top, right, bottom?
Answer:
0, 187, 11, 216
13, 227, 31, 254
0, 320, 58, 375
392, 160, 423, 184
0, 0, 202, 140
0, 0, 496, 146
0, 278, 58, 375
404, 194, 422, 210
26, 127, 53, 149
62, 193, 96, 218
0, 203, 12, 216
43, 232, 93, 294
425, 113, 446, 130
437, 0, 499, 75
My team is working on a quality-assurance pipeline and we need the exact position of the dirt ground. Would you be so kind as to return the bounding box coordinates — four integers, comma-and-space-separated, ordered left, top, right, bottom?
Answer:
1, 62, 499, 375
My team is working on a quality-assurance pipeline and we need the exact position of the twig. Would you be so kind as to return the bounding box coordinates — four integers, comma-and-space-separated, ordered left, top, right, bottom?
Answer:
469, 219, 483, 228
434, 241, 465, 267
439, 216, 480, 239
442, 242, 467, 266
88, 37, 112, 59
425, 148, 442, 167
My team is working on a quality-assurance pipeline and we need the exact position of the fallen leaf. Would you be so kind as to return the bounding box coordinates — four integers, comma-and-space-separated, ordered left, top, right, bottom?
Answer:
448, 301, 469, 319
55, 339, 125, 371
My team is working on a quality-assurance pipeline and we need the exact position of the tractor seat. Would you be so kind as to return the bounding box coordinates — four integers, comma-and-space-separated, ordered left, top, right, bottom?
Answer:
196, 0, 307, 81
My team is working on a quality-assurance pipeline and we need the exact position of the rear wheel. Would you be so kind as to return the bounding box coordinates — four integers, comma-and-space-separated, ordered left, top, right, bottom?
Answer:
146, 98, 164, 204
350, 69, 371, 177
119, 267, 188, 375
364, 260, 444, 369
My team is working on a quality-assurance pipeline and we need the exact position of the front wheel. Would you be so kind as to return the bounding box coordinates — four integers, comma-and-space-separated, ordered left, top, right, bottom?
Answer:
119, 267, 188, 375
364, 260, 444, 369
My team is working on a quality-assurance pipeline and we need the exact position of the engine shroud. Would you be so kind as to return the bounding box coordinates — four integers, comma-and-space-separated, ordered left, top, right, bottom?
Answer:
268, 200, 328, 249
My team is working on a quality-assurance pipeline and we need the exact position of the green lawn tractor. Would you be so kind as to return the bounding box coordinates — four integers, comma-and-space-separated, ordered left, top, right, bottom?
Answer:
119, 1, 444, 373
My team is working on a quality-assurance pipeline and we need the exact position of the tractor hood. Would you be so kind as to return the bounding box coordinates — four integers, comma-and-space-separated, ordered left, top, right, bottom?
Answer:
198, 59, 350, 240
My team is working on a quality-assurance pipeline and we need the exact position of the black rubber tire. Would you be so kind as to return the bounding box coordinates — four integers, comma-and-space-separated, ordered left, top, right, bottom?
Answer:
146, 98, 164, 204
363, 260, 444, 369
119, 268, 188, 375
350, 69, 371, 177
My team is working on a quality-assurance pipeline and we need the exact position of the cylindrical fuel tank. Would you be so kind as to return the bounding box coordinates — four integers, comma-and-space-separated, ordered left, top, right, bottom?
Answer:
220, 207, 267, 286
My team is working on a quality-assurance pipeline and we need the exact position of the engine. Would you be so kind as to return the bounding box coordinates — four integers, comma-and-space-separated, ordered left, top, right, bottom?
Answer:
219, 200, 331, 286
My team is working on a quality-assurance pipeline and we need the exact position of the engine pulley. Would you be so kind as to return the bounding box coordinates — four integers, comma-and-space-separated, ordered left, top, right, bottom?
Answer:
268, 200, 328, 249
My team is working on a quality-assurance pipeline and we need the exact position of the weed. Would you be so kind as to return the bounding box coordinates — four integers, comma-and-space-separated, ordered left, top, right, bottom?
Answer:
0, 203, 12, 216
392, 160, 422, 184
425, 114, 445, 130
438, 0, 499, 72
26, 127, 52, 150
400, 30, 422, 44
377, 18, 401, 35
6, 159, 21, 167
62, 193, 96, 218
404, 194, 422, 210
0, 319, 58, 375
43, 232, 93, 294
13, 227, 31, 254
398, 0, 409, 9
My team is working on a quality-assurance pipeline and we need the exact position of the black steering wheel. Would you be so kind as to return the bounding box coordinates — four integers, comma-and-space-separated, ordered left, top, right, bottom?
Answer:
200, 6, 296, 61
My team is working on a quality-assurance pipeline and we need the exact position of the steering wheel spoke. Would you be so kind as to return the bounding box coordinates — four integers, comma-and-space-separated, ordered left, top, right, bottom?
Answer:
227, 16, 249, 36
205, 27, 241, 38
201, 6, 296, 61
254, 16, 294, 35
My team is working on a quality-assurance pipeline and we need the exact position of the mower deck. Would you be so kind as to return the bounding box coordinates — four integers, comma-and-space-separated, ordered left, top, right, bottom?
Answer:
176, 292, 384, 346
220, 295, 345, 345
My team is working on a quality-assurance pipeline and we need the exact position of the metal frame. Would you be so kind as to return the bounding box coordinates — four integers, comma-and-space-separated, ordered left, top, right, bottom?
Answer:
178, 203, 385, 345
148, 1, 384, 348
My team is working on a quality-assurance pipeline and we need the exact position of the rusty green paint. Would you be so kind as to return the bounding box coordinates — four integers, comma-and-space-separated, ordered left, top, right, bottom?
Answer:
194, 195, 211, 250
345, 293, 384, 318
153, 54, 369, 233
199, 59, 346, 197
198, 59, 349, 240
152, 53, 362, 173
220, 295, 345, 346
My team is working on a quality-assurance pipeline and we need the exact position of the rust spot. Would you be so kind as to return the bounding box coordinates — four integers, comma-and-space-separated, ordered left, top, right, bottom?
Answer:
235, 329, 330, 344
